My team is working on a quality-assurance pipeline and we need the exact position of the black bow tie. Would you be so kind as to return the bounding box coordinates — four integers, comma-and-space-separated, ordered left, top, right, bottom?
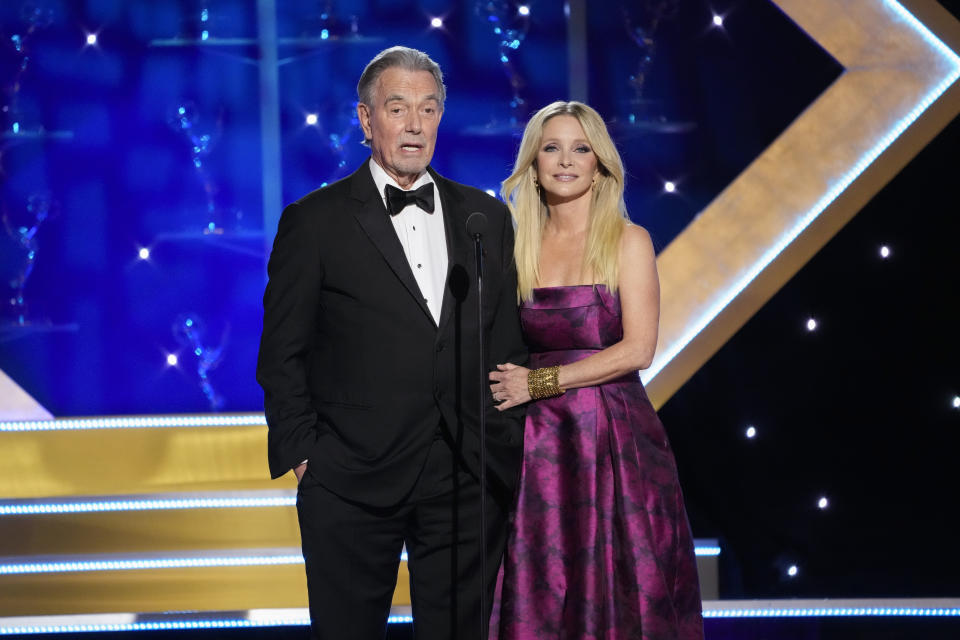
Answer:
385, 183, 435, 216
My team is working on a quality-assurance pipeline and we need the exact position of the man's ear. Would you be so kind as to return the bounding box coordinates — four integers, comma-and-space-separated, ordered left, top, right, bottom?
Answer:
357, 102, 372, 140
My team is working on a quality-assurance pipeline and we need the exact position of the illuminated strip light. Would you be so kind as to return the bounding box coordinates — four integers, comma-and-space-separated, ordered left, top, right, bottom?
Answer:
0, 495, 296, 515
703, 607, 960, 618
0, 413, 266, 432
642, 0, 960, 385
0, 619, 304, 635
1, 544, 716, 574
2, 604, 958, 634
0, 618, 417, 634
0, 555, 305, 575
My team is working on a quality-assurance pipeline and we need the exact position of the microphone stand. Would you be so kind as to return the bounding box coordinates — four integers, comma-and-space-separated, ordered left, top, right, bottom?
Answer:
466, 212, 488, 639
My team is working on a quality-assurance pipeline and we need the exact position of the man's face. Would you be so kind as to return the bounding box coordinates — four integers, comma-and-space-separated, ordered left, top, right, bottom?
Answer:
358, 67, 442, 189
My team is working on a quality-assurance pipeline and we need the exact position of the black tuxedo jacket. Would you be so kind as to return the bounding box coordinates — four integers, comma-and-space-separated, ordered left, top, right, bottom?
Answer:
256, 163, 527, 507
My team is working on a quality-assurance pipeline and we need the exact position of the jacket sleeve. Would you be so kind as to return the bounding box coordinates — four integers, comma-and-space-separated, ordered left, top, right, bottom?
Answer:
489, 202, 528, 418
256, 201, 325, 478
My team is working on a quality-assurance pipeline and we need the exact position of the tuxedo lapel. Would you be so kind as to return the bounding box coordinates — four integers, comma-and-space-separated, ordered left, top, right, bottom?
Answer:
349, 164, 435, 325
434, 172, 472, 334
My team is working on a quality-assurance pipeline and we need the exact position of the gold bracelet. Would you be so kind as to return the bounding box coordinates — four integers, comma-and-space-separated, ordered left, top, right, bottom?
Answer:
527, 365, 564, 400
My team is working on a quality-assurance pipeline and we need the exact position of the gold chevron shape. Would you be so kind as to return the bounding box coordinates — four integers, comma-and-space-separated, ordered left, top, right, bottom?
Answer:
644, 0, 960, 408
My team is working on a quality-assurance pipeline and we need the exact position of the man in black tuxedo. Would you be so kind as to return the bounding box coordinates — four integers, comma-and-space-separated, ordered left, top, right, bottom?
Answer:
256, 46, 526, 639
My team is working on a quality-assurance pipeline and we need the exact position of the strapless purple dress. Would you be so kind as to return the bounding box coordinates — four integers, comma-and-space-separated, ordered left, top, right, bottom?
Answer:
490, 285, 703, 640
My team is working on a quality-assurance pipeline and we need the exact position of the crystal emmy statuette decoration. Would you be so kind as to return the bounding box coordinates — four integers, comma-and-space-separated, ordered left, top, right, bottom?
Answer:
1, 193, 52, 325
173, 313, 227, 411
167, 101, 235, 234
475, 1, 531, 129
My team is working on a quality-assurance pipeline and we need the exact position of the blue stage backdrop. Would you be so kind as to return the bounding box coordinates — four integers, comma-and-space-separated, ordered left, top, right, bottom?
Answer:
0, 0, 838, 415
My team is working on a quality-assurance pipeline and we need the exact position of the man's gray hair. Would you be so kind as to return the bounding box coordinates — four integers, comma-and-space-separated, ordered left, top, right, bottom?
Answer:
357, 46, 446, 111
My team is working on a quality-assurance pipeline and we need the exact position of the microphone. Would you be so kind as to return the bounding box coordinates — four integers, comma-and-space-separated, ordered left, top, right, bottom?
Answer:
466, 211, 488, 238
466, 211, 489, 638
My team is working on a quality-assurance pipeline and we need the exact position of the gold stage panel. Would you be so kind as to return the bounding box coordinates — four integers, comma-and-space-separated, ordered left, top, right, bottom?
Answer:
645, 0, 960, 408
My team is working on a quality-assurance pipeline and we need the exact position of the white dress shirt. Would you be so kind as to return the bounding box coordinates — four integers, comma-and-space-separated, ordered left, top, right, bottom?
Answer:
369, 158, 448, 325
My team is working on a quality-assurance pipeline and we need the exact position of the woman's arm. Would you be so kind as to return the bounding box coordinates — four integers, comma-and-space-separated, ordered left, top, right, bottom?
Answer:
489, 224, 659, 410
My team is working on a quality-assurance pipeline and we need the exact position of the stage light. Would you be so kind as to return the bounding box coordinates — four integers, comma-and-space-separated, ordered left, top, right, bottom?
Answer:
818, 496, 829, 509
305, 113, 318, 126
787, 565, 799, 577
0, 554, 305, 575
85, 33, 97, 46
0, 495, 296, 515
880, 245, 891, 258
137, 247, 150, 260
201, 30, 209, 41
166, 354, 178, 366
430, 17, 443, 28
952, 395, 960, 409
664, 181, 676, 193
320, 29, 329, 40
745, 425, 756, 439
0, 414, 267, 432
485, 189, 496, 197
713, 15, 724, 27
703, 604, 960, 617
806, 318, 818, 332
518, 5, 531, 16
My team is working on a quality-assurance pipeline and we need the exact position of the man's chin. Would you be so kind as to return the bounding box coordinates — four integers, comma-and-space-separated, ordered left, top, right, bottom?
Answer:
394, 163, 429, 181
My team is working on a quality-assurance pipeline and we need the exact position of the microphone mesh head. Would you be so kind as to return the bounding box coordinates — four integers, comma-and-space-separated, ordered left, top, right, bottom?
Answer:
466, 211, 488, 236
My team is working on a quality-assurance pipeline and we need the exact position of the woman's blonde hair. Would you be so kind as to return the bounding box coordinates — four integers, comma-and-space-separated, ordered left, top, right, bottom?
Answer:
502, 101, 629, 301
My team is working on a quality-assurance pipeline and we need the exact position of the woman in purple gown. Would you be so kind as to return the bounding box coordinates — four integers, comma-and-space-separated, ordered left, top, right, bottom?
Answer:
488, 101, 703, 639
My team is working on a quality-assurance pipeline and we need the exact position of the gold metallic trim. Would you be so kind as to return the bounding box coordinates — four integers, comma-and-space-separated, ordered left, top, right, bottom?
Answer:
645, 0, 960, 408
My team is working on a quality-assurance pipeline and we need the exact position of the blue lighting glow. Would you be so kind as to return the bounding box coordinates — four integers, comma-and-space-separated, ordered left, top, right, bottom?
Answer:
320, 29, 329, 40
0, 413, 266, 432
694, 546, 721, 557
642, 0, 960, 385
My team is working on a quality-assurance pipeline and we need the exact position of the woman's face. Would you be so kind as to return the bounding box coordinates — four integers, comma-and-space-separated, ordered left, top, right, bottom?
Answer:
535, 115, 598, 204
